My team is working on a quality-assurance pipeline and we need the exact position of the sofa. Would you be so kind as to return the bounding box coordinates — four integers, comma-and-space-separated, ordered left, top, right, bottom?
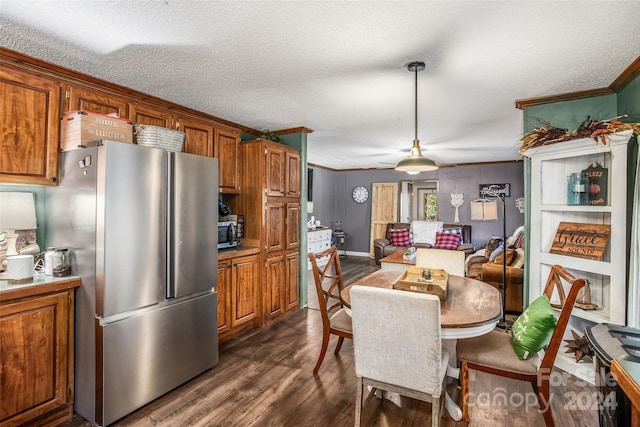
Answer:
465, 226, 525, 313
373, 221, 473, 265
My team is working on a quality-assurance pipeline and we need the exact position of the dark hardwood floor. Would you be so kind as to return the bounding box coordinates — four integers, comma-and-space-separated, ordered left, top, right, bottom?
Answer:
62, 255, 598, 427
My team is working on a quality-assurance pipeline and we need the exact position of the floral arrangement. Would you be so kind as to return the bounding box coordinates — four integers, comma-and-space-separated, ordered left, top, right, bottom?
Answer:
519, 115, 640, 154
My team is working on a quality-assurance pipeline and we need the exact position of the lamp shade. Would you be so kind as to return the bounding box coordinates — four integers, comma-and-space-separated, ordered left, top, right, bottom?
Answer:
470, 199, 498, 221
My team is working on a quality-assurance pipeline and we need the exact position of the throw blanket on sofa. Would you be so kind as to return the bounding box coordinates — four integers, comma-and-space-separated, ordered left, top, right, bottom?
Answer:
411, 221, 443, 246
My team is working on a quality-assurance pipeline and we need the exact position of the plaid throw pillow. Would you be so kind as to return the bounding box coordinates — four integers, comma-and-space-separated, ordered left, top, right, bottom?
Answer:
443, 227, 463, 242
389, 229, 411, 246
433, 231, 462, 250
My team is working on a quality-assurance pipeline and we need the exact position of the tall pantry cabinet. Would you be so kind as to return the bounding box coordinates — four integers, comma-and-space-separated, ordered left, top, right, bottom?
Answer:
239, 139, 301, 324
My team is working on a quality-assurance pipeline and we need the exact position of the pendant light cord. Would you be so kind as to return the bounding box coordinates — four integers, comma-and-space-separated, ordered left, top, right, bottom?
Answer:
414, 64, 418, 142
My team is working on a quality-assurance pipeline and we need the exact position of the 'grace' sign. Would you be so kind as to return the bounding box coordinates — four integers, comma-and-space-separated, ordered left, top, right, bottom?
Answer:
549, 222, 611, 261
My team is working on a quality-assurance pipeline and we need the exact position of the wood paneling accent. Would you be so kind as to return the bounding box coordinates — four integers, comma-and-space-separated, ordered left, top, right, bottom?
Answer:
285, 150, 301, 197
264, 253, 285, 322
265, 144, 285, 197
285, 251, 300, 310
285, 202, 300, 250
265, 200, 285, 252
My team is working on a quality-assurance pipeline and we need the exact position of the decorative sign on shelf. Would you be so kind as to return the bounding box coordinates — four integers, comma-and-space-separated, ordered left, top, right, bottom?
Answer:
582, 163, 608, 206
479, 183, 510, 198
549, 222, 611, 261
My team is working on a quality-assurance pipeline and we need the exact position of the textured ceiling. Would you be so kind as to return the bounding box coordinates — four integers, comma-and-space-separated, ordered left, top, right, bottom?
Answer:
2, 1, 640, 170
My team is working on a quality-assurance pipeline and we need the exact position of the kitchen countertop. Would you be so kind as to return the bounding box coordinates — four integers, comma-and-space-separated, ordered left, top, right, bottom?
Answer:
0, 274, 81, 303
218, 245, 260, 261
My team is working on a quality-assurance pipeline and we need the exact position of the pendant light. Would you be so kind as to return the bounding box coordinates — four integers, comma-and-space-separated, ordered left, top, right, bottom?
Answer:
395, 61, 438, 174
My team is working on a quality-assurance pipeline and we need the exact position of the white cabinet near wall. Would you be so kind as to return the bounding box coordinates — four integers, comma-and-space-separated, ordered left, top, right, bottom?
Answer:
307, 228, 333, 269
524, 130, 632, 383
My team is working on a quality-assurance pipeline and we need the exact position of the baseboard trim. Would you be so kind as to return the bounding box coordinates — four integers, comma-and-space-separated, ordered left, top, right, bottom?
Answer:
344, 251, 370, 258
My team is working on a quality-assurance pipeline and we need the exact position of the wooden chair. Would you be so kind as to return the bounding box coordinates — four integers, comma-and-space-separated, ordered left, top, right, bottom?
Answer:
415, 248, 466, 276
351, 286, 449, 427
456, 265, 587, 426
307, 246, 353, 374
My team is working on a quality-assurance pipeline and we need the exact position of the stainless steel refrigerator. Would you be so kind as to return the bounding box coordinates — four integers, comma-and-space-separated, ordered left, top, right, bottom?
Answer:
46, 140, 218, 426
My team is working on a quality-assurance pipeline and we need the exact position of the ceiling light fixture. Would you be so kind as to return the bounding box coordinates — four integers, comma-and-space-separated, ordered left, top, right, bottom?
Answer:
395, 61, 438, 174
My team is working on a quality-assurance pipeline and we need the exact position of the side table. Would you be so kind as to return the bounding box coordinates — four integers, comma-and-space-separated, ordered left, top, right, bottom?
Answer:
333, 231, 347, 256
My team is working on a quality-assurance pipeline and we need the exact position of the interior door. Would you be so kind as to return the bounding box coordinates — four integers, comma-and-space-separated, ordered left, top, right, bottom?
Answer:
369, 183, 398, 258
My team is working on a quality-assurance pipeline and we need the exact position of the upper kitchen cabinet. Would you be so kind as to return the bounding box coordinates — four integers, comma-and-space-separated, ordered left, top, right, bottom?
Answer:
0, 66, 61, 185
265, 143, 286, 197
128, 102, 174, 128
215, 127, 241, 194
179, 115, 214, 157
285, 150, 301, 197
64, 84, 129, 118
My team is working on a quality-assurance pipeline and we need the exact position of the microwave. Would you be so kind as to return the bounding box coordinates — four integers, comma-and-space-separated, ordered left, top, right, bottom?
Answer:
218, 215, 243, 249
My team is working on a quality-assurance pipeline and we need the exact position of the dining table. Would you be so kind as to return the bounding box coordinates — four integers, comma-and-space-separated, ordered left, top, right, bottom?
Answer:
340, 269, 503, 421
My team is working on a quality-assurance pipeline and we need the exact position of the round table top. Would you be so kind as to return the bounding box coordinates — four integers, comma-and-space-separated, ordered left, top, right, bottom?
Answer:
340, 270, 502, 339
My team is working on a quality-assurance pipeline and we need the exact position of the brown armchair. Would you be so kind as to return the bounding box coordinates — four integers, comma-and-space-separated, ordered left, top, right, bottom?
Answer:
373, 222, 473, 265
466, 241, 525, 313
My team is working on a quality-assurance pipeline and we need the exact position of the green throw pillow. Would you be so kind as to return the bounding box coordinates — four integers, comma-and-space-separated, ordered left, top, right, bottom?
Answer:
511, 295, 557, 360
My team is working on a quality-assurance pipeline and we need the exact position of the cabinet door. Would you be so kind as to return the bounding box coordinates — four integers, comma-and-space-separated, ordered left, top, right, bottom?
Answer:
129, 103, 174, 128
265, 143, 285, 197
0, 292, 70, 425
265, 200, 285, 252
0, 66, 61, 185
217, 260, 232, 335
231, 254, 259, 328
264, 253, 285, 321
285, 149, 301, 197
66, 84, 129, 117
285, 251, 300, 311
286, 201, 300, 250
179, 116, 214, 156
216, 128, 241, 194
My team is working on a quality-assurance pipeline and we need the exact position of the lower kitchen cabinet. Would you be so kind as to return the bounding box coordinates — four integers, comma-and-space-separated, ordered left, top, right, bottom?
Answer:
285, 251, 300, 311
217, 248, 260, 343
264, 253, 285, 323
264, 250, 300, 324
0, 278, 80, 427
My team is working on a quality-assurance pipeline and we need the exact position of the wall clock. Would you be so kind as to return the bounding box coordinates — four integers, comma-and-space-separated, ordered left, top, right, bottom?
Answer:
352, 186, 369, 203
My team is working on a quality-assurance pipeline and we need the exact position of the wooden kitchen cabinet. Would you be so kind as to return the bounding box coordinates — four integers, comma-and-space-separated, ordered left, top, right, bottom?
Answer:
0, 279, 80, 427
285, 251, 300, 311
264, 253, 285, 322
65, 83, 129, 118
217, 249, 261, 343
285, 150, 301, 197
216, 127, 241, 194
286, 202, 301, 250
0, 65, 61, 186
239, 139, 301, 324
265, 143, 286, 197
180, 115, 214, 157
128, 102, 174, 128
217, 260, 232, 336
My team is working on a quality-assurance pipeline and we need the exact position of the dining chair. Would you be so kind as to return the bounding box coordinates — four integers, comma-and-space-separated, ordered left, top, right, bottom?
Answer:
350, 286, 449, 427
456, 265, 587, 426
415, 248, 466, 276
307, 245, 353, 374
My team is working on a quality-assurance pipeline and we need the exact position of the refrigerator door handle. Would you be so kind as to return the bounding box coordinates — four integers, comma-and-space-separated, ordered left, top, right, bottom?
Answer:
167, 152, 175, 299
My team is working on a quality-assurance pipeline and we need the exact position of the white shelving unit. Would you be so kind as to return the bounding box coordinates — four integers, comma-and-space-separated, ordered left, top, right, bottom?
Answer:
524, 131, 631, 383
